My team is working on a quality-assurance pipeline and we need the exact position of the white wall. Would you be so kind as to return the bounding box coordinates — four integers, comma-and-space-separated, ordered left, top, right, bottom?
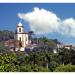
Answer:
17, 34, 23, 41
23, 34, 26, 47
25, 34, 29, 45
16, 23, 30, 49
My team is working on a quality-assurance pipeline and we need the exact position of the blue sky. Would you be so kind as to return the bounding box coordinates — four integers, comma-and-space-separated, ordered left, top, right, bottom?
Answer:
0, 3, 75, 45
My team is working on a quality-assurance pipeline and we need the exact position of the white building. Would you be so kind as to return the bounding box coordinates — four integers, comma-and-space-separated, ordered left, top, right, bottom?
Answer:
63, 45, 72, 50
15, 22, 31, 51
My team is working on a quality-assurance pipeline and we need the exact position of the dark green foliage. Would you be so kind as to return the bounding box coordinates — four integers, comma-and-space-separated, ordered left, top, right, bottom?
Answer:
0, 30, 14, 41
19, 64, 49, 72
0, 43, 9, 53
55, 64, 75, 72
70, 49, 75, 65
0, 49, 55, 72
32, 37, 57, 48
0, 46, 75, 72
48, 53, 59, 71
48, 61, 59, 72
58, 48, 75, 65
0, 36, 75, 72
0, 52, 17, 72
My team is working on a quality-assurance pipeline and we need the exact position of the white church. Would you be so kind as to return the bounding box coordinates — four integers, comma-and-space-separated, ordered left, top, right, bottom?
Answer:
4, 22, 60, 53
15, 22, 31, 51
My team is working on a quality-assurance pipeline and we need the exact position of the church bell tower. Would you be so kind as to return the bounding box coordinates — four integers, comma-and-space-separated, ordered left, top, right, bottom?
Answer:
15, 22, 30, 51
16, 22, 24, 47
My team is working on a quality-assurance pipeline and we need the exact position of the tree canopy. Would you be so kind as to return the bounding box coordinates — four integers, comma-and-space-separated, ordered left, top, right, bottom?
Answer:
0, 34, 75, 72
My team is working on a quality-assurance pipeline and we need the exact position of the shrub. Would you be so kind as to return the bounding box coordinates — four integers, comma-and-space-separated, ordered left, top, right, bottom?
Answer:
55, 64, 75, 72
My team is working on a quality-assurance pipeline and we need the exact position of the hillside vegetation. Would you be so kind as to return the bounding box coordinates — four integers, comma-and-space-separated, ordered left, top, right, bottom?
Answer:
0, 30, 75, 72
0, 30, 14, 41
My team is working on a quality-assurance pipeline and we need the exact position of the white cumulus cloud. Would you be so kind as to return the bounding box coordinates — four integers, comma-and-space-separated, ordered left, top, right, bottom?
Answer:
62, 18, 75, 37
18, 7, 61, 34
17, 7, 75, 38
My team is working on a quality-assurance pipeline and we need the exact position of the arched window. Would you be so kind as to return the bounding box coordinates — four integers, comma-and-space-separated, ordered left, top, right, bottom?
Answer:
19, 28, 21, 32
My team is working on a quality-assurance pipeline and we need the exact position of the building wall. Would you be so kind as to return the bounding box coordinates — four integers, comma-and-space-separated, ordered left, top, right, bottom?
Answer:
23, 34, 29, 47
23, 34, 26, 47
15, 22, 30, 51
16, 33, 29, 47
17, 34, 23, 41
25, 34, 29, 45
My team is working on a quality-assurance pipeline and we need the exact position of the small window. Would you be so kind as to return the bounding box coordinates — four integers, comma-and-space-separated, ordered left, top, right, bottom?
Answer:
19, 28, 21, 32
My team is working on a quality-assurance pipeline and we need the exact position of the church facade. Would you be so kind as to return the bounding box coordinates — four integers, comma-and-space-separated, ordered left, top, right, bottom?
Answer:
4, 22, 31, 51
15, 22, 31, 51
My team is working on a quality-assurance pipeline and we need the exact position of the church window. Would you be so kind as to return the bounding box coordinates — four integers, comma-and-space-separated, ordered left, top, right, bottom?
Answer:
19, 28, 21, 32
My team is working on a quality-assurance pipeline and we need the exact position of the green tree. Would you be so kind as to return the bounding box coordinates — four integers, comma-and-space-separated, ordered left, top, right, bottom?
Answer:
19, 64, 49, 72
0, 30, 14, 41
0, 52, 17, 72
55, 64, 75, 72
48, 61, 59, 72
70, 49, 75, 65
58, 48, 71, 65
48, 53, 59, 71
0, 43, 9, 53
